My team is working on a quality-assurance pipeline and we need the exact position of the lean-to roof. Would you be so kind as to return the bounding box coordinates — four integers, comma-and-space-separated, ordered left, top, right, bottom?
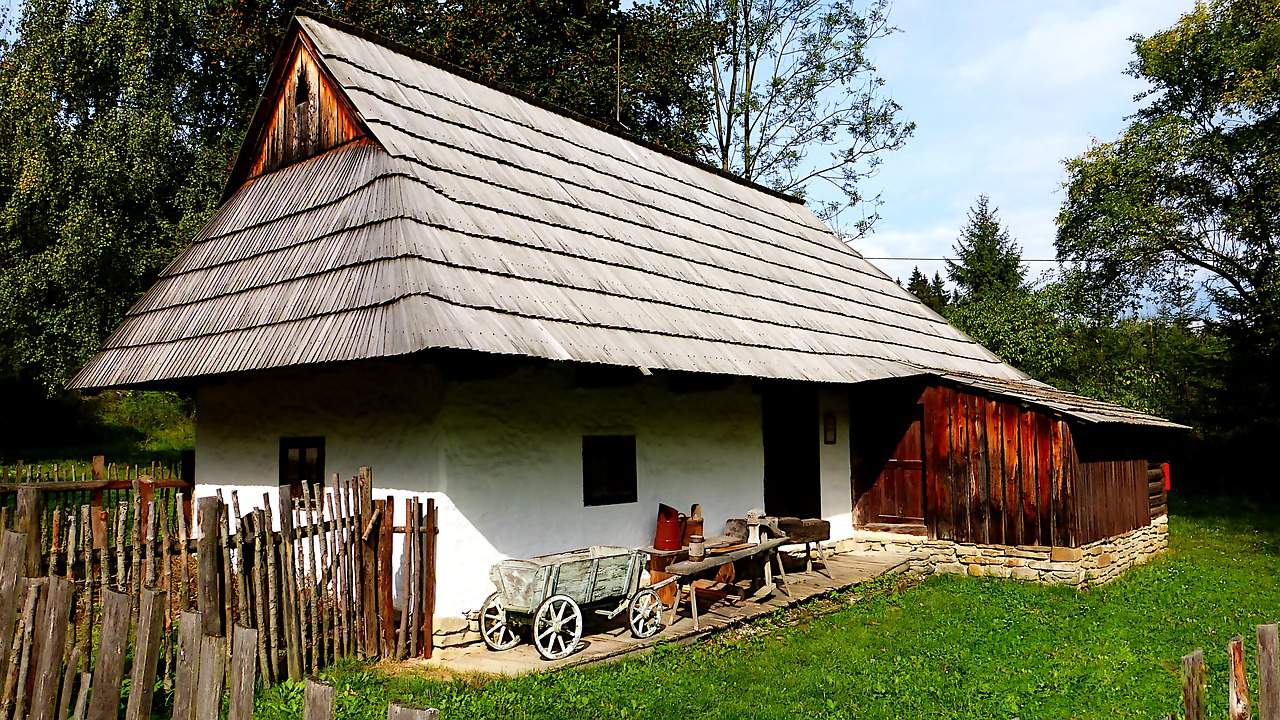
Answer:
69, 15, 1182, 429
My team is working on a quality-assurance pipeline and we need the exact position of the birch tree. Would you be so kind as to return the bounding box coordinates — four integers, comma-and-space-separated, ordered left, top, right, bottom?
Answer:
694, 0, 914, 233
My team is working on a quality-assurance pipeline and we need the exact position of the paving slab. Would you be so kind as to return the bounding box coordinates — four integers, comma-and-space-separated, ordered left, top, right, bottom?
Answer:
428, 551, 909, 675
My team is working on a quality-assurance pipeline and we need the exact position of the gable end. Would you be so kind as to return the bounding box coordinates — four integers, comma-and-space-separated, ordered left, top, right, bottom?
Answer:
230, 29, 368, 192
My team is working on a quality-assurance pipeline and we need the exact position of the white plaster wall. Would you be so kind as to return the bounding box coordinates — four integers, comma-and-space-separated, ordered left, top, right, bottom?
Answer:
818, 386, 854, 542
196, 360, 766, 619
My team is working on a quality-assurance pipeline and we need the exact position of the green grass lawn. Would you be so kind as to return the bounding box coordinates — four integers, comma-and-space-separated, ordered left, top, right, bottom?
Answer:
256, 496, 1280, 720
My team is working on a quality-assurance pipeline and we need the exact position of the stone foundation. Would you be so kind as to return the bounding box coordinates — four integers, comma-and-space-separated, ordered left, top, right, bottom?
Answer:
833, 514, 1168, 588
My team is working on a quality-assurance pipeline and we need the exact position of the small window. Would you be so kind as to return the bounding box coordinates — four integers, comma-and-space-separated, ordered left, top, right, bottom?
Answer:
295, 67, 310, 106
280, 436, 324, 500
582, 435, 637, 506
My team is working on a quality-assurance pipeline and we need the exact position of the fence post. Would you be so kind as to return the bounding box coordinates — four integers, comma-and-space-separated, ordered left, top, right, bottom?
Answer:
194, 633, 226, 720
359, 468, 378, 658
87, 589, 131, 720
173, 612, 203, 720
227, 624, 257, 720
196, 497, 225, 637
304, 677, 336, 720
1229, 635, 1253, 720
277, 487, 303, 681
0, 531, 26, 682
124, 588, 168, 720
15, 487, 42, 576
1183, 648, 1207, 720
28, 576, 73, 720
1260, 623, 1279, 720
90, 457, 106, 550
378, 498, 394, 657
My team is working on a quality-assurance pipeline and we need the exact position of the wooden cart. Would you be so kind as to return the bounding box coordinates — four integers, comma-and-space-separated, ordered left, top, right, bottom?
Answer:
479, 546, 672, 660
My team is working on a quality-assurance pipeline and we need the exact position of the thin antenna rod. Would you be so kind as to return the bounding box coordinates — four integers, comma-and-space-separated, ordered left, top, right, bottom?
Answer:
616, 34, 621, 123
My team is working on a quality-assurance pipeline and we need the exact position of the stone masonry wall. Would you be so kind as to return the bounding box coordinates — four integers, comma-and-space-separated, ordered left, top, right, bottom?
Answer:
833, 515, 1168, 588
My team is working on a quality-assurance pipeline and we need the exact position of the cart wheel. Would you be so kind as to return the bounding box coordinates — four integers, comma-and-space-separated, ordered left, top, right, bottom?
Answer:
628, 589, 663, 639
532, 594, 583, 660
479, 592, 521, 651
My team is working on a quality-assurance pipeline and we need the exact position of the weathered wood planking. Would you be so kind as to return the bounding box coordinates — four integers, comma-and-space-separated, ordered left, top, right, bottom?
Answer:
1183, 648, 1207, 720
305, 677, 336, 720
1259, 623, 1279, 720
125, 588, 168, 720
195, 633, 226, 720
28, 576, 73, 720
228, 625, 258, 720
87, 590, 131, 720
861, 380, 1161, 548
244, 35, 366, 183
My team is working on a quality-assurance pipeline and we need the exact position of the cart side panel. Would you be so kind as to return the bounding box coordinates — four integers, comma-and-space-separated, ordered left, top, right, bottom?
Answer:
550, 557, 597, 603
590, 555, 635, 603
495, 562, 547, 613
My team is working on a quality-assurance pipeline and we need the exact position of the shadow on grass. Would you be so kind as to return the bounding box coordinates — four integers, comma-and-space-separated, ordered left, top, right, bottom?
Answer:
1171, 491, 1280, 554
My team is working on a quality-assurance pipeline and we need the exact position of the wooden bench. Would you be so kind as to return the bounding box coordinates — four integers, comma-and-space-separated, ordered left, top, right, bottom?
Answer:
660, 536, 789, 630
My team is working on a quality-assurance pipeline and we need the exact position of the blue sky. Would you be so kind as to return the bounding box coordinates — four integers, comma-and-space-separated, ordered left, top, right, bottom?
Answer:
846, 0, 1192, 287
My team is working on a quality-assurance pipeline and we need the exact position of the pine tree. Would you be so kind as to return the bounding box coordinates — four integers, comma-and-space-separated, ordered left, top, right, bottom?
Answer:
946, 195, 1026, 301
906, 266, 949, 313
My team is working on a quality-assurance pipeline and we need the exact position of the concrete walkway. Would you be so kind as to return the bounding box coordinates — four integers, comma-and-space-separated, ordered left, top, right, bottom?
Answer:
429, 551, 909, 675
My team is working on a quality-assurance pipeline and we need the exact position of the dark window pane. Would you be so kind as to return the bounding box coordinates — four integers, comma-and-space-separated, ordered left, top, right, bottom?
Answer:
280, 436, 325, 500
582, 435, 637, 506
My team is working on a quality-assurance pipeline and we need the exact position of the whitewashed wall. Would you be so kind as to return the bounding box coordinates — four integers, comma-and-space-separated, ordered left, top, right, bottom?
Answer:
195, 360, 769, 619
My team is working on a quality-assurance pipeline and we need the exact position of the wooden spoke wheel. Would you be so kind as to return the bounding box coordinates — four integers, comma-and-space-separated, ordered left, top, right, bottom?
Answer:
628, 589, 663, 639
479, 592, 521, 651
532, 594, 583, 660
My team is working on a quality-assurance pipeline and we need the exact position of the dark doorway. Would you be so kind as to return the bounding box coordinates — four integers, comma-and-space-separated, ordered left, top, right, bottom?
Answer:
762, 382, 821, 518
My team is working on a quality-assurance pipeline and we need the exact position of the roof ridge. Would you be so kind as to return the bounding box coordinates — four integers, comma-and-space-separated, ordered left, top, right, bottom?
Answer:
292, 11, 809, 207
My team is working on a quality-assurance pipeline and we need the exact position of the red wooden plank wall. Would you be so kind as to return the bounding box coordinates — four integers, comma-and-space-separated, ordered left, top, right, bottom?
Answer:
919, 384, 1148, 548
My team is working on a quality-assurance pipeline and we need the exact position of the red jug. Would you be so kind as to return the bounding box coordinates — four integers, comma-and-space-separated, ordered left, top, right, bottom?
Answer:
653, 504, 687, 551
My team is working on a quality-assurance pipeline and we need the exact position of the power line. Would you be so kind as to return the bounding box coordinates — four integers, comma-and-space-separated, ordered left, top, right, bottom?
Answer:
860, 256, 1062, 261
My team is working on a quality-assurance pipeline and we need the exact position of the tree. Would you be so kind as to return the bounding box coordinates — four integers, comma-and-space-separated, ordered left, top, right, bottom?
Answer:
905, 266, 949, 313
0, 0, 715, 392
1055, 0, 1280, 466
691, 0, 914, 232
947, 195, 1026, 301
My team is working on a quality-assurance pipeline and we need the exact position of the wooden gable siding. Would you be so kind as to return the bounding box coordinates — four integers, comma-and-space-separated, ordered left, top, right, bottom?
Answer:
245, 36, 365, 183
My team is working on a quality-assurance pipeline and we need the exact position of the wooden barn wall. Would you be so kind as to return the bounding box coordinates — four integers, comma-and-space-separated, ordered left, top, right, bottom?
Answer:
1069, 426, 1154, 546
915, 385, 1158, 548
246, 37, 366, 182
921, 385, 1075, 547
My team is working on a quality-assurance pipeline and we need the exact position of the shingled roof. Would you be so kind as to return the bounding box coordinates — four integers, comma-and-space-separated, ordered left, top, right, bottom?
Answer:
68, 15, 1182, 429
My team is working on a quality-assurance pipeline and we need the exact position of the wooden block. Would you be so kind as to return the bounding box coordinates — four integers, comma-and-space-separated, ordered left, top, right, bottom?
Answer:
1182, 648, 1206, 720
125, 588, 168, 720
194, 633, 226, 720
196, 497, 225, 637
28, 576, 73, 720
304, 677, 336, 720
172, 612, 204, 720
1259, 623, 1279, 720
387, 701, 439, 720
87, 590, 131, 720
227, 625, 258, 720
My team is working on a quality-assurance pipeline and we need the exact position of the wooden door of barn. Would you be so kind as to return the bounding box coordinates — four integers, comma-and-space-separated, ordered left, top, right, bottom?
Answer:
853, 402, 927, 534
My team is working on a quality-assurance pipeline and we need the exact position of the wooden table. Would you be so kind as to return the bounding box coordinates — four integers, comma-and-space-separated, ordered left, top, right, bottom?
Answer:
659, 536, 789, 630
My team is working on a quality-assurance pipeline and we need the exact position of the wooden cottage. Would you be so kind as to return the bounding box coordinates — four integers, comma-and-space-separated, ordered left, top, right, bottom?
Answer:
71, 15, 1182, 638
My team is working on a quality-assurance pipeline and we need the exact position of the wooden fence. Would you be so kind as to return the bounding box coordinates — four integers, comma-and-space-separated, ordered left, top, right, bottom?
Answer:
1172, 622, 1279, 720
0, 459, 438, 720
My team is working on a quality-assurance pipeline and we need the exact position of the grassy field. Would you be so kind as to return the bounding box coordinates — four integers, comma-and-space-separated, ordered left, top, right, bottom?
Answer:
255, 496, 1280, 720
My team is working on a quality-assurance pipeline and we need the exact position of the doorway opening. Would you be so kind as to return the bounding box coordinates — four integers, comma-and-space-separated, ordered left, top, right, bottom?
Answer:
761, 382, 821, 518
